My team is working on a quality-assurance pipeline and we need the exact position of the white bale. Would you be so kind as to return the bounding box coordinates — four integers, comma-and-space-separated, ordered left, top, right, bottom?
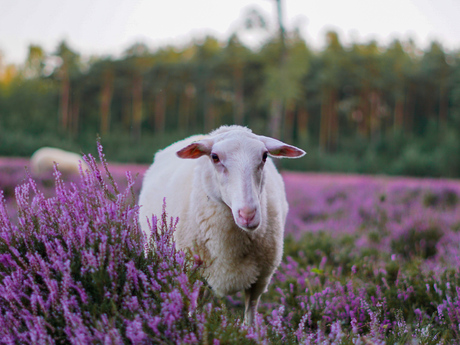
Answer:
30, 147, 88, 175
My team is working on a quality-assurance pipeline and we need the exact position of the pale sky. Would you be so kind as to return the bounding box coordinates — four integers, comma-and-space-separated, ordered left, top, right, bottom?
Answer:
1, 0, 459, 65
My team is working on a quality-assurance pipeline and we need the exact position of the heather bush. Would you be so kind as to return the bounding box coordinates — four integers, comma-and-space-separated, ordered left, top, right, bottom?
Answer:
423, 188, 459, 208
0, 145, 213, 343
261, 233, 460, 342
1, 151, 460, 343
391, 224, 444, 259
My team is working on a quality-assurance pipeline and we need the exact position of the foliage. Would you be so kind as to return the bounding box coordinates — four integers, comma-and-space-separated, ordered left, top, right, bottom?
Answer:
1, 34, 460, 177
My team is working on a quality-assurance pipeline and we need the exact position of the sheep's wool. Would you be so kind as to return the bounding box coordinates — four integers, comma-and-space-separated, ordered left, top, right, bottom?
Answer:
139, 126, 288, 296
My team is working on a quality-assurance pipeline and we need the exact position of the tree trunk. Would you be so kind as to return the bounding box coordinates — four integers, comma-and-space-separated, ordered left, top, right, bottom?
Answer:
269, 98, 283, 140
328, 88, 338, 151
233, 65, 245, 125
358, 88, 370, 137
71, 93, 80, 137
154, 90, 166, 134
178, 86, 187, 132
178, 83, 195, 133
393, 92, 405, 132
369, 91, 381, 141
59, 66, 70, 132
319, 87, 330, 151
439, 82, 448, 130
319, 87, 338, 151
131, 73, 143, 140
405, 83, 415, 132
187, 84, 197, 132
122, 86, 131, 131
100, 71, 114, 136
205, 80, 216, 132
284, 100, 295, 144
297, 107, 309, 144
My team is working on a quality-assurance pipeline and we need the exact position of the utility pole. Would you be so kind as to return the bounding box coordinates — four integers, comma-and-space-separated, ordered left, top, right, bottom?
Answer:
275, 0, 286, 57
269, 0, 287, 139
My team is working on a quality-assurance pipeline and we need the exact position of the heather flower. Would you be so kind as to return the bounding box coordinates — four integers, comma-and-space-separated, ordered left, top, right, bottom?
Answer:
1, 155, 460, 343
0, 144, 211, 343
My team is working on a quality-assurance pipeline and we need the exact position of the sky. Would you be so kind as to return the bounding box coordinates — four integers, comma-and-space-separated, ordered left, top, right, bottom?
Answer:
0, 0, 459, 65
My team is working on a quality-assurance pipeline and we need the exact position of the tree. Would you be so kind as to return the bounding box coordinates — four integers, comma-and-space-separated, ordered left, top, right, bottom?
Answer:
318, 31, 345, 151
192, 36, 223, 132
123, 43, 154, 140
382, 40, 411, 132
54, 41, 81, 134
24, 45, 45, 79
420, 42, 451, 130
90, 59, 116, 136
224, 34, 250, 125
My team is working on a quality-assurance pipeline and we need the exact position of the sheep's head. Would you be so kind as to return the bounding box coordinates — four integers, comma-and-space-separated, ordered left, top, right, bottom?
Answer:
176, 129, 305, 231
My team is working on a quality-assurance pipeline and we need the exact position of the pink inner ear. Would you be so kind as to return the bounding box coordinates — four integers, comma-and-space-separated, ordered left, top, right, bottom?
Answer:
176, 142, 210, 159
269, 145, 305, 158
258, 135, 305, 158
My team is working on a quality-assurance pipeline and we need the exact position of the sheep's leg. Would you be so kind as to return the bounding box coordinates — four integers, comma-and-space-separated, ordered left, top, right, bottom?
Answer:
244, 286, 259, 326
244, 282, 266, 326
202, 288, 211, 301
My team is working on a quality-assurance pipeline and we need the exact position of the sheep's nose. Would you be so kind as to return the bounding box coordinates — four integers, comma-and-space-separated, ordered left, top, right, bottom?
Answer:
238, 207, 256, 223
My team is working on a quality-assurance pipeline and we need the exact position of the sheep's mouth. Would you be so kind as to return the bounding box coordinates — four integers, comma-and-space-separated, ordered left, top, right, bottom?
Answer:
235, 221, 260, 232
243, 224, 259, 231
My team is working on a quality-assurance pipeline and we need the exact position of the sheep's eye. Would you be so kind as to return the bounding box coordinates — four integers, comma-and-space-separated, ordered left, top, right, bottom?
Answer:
262, 151, 268, 163
211, 153, 220, 163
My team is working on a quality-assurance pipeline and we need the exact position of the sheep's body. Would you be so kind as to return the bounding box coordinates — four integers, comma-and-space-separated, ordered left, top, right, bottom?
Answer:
31, 147, 88, 175
139, 126, 305, 324
140, 134, 286, 295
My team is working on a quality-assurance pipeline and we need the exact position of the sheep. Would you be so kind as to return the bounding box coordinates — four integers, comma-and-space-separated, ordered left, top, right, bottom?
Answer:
138, 125, 305, 325
30, 147, 88, 176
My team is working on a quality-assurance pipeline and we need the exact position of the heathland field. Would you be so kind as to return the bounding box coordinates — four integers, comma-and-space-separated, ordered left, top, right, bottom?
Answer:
1, 151, 460, 344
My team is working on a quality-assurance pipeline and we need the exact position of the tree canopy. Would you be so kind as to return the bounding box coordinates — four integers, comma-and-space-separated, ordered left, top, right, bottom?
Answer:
1, 31, 460, 177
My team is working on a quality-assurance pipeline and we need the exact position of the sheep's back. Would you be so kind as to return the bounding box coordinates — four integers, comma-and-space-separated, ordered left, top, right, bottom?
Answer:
138, 135, 206, 236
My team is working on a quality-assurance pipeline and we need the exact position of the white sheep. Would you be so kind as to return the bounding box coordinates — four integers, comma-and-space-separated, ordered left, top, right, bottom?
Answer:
138, 125, 305, 325
30, 147, 88, 176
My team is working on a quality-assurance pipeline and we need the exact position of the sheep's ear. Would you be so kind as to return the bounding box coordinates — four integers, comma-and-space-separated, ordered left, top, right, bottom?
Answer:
258, 136, 306, 158
176, 139, 213, 159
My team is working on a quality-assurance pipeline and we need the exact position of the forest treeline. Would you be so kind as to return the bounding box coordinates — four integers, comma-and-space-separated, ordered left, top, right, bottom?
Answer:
1, 30, 460, 177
